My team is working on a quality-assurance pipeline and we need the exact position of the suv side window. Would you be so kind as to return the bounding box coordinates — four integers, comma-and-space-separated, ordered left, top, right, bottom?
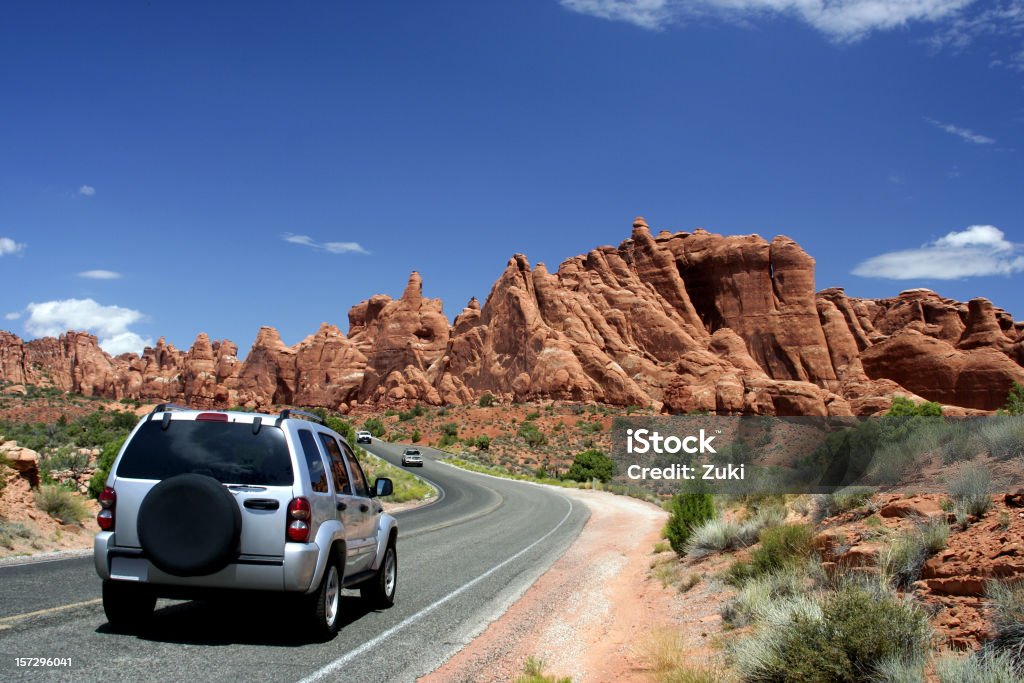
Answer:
318, 433, 351, 495
297, 430, 329, 493
341, 442, 370, 498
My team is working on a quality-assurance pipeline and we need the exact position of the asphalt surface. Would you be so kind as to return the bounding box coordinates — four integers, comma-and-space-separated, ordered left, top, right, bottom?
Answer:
0, 440, 589, 682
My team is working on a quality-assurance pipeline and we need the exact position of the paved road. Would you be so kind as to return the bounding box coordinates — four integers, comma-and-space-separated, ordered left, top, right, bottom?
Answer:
0, 440, 589, 682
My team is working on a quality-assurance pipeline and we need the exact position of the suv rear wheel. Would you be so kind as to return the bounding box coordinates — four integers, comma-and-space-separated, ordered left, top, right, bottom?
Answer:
102, 581, 156, 632
306, 554, 343, 640
360, 539, 397, 608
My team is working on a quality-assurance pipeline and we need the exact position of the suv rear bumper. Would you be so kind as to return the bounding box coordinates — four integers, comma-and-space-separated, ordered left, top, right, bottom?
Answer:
94, 532, 320, 593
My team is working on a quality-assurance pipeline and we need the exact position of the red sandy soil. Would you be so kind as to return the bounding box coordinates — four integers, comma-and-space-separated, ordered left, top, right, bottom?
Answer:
419, 488, 729, 683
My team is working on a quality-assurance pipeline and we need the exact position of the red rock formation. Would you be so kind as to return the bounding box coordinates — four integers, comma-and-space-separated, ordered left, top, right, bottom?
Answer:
1, 219, 1022, 414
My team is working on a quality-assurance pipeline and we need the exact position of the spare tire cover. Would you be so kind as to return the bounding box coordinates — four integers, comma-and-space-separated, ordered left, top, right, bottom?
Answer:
137, 473, 242, 577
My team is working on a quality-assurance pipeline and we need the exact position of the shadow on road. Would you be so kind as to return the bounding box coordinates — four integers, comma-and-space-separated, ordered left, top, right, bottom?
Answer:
94, 595, 377, 646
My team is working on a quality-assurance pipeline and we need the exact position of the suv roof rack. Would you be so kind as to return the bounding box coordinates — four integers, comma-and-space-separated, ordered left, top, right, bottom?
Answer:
277, 409, 324, 426
149, 403, 191, 416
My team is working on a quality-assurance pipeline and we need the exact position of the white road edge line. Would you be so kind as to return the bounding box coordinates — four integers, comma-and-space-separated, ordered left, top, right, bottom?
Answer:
295, 496, 575, 683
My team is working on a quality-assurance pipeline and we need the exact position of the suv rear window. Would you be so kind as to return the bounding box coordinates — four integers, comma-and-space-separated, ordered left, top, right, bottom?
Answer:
116, 420, 294, 486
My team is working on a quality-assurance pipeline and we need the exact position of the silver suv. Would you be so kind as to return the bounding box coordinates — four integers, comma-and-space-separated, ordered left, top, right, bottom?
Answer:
93, 405, 398, 640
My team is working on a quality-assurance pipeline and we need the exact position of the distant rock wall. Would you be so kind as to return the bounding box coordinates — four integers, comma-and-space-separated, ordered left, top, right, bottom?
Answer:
3, 219, 1022, 414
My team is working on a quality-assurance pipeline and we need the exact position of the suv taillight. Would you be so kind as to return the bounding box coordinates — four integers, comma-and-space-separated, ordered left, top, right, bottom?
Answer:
286, 497, 311, 543
97, 486, 116, 531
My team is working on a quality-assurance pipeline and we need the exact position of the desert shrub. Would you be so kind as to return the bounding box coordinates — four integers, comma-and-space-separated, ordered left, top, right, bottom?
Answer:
87, 435, 127, 498
987, 580, 1024, 673
478, 392, 496, 408
1005, 382, 1024, 416
689, 517, 745, 557
397, 405, 426, 421
362, 418, 386, 438
722, 566, 809, 627
869, 655, 926, 683
411, 429, 421, 443
40, 446, 91, 479
882, 517, 949, 589
441, 423, 458, 437
514, 656, 571, 683
576, 419, 603, 434
733, 583, 931, 683
814, 488, 875, 521
524, 411, 541, 421
665, 491, 716, 556
0, 520, 34, 549
473, 435, 490, 450
689, 507, 784, 558
752, 523, 816, 574
977, 416, 1024, 461
936, 649, 1022, 683
35, 485, 88, 525
641, 630, 732, 683
518, 421, 547, 448
948, 463, 993, 518
564, 449, 613, 483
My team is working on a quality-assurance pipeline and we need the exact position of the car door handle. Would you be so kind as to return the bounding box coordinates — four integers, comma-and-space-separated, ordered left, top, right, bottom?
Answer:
243, 499, 280, 511
360, 503, 369, 513
337, 501, 347, 511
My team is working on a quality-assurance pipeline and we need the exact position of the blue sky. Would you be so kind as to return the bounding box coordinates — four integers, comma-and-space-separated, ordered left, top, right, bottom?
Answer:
0, 1, 1021, 356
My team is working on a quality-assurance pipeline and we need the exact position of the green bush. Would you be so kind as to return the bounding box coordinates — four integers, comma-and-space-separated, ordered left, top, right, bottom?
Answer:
36, 485, 89, 525
87, 436, 127, 498
576, 420, 603, 434
887, 396, 942, 417
518, 421, 547, 448
882, 518, 949, 589
1005, 382, 1024, 416
473, 435, 490, 450
411, 429, 421, 443
665, 491, 715, 556
398, 405, 427, 421
564, 449, 613, 483
362, 418, 386, 438
752, 523, 816, 575
478, 393, 496, 408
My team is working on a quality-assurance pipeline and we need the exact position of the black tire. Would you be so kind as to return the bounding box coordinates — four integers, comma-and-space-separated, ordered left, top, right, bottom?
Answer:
137, 473, 241, 577
305, 553, 343, 641
361, 539, 397, 609
103, 580, 156, 633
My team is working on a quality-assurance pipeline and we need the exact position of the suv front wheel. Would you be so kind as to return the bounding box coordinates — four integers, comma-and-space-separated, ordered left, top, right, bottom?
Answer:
103, 580, 156, 633
360, 539, 397, 608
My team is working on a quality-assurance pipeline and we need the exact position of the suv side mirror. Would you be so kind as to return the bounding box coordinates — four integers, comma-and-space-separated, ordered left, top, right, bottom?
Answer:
373, 477, 393, 498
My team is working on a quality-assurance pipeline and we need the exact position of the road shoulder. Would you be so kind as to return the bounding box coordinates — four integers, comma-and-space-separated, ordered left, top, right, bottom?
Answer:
419, 488, 704, 682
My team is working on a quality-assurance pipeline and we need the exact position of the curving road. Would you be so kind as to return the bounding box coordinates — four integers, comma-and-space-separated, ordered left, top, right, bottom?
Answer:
0, 440, 589, 682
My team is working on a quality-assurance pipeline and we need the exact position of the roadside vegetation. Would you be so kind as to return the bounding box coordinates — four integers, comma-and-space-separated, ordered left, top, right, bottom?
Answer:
513, 657, 571, 683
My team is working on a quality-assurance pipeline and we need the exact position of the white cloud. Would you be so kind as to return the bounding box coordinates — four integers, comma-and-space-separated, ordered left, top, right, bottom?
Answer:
282, 233, 370, 255
852, 225, 1024, 280
24, 298, 152, 355
929, 1, 1024, 70
4, 312, 20, 321
559, 0, 974, 40
560, 0, 672, 29
926, 117, 995, 144
79, 185, 96, 196
78, 269, 122, 280
0, 237, 26, 256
